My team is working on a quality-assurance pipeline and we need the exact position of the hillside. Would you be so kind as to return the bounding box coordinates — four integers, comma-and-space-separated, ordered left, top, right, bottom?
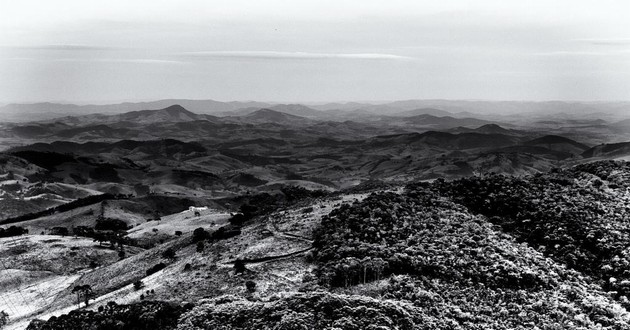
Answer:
2, 161, 630, 329
524, 135, 590, 155
583, 142, 630, 159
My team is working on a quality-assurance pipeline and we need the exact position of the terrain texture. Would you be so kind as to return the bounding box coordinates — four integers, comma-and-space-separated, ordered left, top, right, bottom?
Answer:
1, 100, 630, 329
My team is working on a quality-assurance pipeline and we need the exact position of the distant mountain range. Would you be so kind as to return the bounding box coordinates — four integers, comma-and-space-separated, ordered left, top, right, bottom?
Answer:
4, 104, 516, 142
3, 99, 630, 123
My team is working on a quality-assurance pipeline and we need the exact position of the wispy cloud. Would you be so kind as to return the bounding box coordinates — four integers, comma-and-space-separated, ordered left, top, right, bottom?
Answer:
179, 51, 413, 61
573, 38, 630, 46
6, 44, 116, 51
534, 50, 630, 57
88, 58, 184, 64
3, 57, 184, 65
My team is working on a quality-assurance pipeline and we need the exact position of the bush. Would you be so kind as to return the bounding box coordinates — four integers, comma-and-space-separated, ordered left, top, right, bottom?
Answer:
0, 225, 28, 238
0, 311, 8, 329
95, 218, 128, 231
133, 280, 144, 291
192, 227, 209, 243
162, 248, 176, 260
25, 301, 185, 330
196, 241, 205, 253
146, 263, 166, 276
233, 260, 246, 273
245, 280, 256, 293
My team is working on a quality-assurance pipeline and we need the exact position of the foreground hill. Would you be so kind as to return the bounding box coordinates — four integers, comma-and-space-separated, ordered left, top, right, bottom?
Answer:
3, 161, 630, 329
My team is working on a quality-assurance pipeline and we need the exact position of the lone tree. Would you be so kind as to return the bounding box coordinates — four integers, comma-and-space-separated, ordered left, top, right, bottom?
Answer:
71, 285, 94, 307
0, 311, 8, 329
245, 280, 256, 293
133, 280, 144, 291
233, 259, 246, 273
196, 241, 205, 253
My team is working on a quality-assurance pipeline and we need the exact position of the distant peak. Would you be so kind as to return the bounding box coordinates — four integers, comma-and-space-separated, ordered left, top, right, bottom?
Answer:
248, 108, 292, 116
254, 108, 278, 113
162, 104, 187, 112
160, 104, 196, 116
475, 123, 508, 132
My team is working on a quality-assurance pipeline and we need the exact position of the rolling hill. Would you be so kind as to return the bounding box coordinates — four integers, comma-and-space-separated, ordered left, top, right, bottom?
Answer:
524, 135, 590, 156
582, 141, 630, 159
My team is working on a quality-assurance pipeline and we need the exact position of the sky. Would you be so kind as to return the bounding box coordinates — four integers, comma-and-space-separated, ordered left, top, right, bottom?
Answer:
0, 0, 629, 103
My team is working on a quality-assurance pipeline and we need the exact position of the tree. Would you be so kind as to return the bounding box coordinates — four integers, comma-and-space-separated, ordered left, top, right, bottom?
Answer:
245, 280, 256, 293
162, 247, 176, 260
196, 241, 205, 253
0, 311, 8, 329
146, 263, 166, 276
133, 280, 144, 291
71, 285, 93, 307
50, 227, 69, 236
192, 227, 208, 243
234, 259, 246, 273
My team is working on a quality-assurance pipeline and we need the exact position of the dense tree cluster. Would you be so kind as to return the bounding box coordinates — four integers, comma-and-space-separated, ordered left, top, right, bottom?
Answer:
314, 192, 558, 289
280, 186, 328, 203
95, 218, 130, 231
311, 161, 630, 328
146, 263, 166, 276
176, 292, 417, 330
423, 161, 630, 304
0, 225, 27, 238
0, 193, 121, 225
226, 186, 328, 225
26, 301, 186, 330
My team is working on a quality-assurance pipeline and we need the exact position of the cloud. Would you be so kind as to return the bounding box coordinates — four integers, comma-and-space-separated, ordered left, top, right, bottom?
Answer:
573, 38, 630, 46
92, 58, 184, 64
3, 57, 184, 65
179, 51, 413, 61
534, 50, 630, 57
8, 44, 116, 51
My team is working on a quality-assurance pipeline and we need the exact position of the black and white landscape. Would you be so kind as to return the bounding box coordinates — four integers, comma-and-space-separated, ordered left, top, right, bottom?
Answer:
2, 1, 630, 330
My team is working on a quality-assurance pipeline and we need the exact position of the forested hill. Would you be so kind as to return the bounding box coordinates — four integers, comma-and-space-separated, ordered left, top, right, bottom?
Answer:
25, 161, 630, 330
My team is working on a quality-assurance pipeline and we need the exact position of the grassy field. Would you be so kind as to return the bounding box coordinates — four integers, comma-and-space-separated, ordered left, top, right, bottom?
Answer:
1, 193, 355, 329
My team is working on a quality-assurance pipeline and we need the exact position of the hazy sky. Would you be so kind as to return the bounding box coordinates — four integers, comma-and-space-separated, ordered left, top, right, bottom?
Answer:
0, 0, 629, 103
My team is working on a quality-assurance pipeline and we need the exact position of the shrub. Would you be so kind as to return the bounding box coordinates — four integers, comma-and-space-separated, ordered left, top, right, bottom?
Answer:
234, 259, 246, 273
146, 263, 166, 276
192, 227, 209, 243
245, 280, 256, 293
133, 280, 144, 291
162, 248, 176, 260
196, 241, 205, 253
